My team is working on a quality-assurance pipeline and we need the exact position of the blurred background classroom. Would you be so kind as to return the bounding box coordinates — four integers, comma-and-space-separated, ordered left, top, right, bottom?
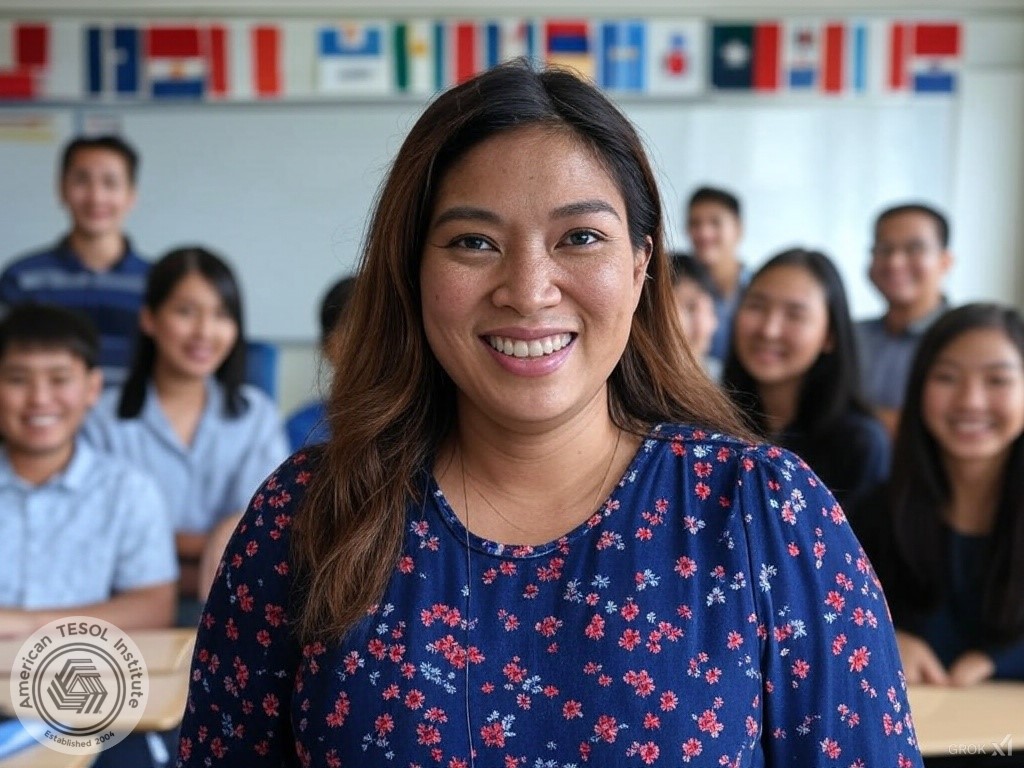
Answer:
0, 0, 1021, 416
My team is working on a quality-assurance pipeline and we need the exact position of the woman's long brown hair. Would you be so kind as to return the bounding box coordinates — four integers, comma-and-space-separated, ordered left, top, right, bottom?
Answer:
292, 62, 754, 643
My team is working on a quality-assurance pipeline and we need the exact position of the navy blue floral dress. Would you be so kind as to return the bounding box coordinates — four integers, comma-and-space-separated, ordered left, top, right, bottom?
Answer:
177, 424, 922, 767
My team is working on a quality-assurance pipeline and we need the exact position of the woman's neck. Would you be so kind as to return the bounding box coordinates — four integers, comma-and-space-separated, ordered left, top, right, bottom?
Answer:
756, 380, 800, 437
440, 393, 636, 545
67, 230, 124, 272
943, 453, 1007, 536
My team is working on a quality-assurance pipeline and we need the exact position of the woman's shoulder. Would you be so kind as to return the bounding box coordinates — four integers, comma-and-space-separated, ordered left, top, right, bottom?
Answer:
646, 422, 812, 483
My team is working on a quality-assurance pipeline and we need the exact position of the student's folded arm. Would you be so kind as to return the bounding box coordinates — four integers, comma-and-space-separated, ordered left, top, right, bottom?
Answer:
0, 583, 176, 638
177, 452, 308, 767
739, 447, 923, 766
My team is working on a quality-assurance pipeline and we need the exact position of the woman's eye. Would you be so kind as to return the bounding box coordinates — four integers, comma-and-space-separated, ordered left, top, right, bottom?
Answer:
451, 235, 494, 251
563, 230, 600, 247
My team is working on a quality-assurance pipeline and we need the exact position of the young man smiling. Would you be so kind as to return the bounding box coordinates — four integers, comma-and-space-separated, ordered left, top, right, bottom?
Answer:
0, 135, 149, 388
856, 203, 953, 436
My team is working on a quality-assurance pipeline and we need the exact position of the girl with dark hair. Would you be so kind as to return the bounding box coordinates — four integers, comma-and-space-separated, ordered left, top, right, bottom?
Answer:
723, 248, 890, 508
177, 64, 920, 767
84, 247, 289, 610
852, 303, 1024, 684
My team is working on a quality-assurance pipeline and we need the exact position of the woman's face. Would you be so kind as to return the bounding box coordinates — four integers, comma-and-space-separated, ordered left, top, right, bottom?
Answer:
141, 271, 239, 381
419, 126, 651, 431
733, 264, 831, 390
922, 327, 1024, 467
672, 278, 718, 359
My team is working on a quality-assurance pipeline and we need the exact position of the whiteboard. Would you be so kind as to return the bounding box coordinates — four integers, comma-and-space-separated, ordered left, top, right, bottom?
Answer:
0, 98, 953, 340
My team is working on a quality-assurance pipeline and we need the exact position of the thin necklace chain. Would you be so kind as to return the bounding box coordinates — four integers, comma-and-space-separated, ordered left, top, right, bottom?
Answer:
458, 427, 624, 539
457, 426, 623, 766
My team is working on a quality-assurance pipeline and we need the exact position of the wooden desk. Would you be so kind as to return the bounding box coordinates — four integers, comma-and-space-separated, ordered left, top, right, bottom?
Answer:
0, 670, 188, 733
0, 744, 95, 767
0, 628, 195, 677
909, 682, 1024, 757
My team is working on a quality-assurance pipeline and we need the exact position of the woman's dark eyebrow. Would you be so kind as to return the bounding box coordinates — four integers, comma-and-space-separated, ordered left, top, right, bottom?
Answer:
431, 206, 502, 228
551, 200, 621, 220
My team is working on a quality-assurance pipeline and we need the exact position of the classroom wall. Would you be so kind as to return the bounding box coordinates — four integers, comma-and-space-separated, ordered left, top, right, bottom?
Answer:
1, 2, 1022, 416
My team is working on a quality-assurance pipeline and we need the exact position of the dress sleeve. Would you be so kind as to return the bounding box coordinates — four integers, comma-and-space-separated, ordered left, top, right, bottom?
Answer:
226, 390, 291, 519
737, 446, 923, 767
176, 452, 309, 767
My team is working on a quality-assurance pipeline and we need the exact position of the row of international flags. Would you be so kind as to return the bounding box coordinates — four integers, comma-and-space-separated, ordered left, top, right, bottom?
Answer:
0, 17, 963, 102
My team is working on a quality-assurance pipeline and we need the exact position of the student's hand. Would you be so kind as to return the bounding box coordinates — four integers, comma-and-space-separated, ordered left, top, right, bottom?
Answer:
948, 650, 995, 686
896, 630, 949, 684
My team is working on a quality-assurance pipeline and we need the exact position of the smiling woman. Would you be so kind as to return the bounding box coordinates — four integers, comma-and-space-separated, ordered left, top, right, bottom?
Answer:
177, 62, 924, 768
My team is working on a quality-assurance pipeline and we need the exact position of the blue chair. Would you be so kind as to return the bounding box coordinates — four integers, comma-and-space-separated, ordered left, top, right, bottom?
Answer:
245, 340, 278, 400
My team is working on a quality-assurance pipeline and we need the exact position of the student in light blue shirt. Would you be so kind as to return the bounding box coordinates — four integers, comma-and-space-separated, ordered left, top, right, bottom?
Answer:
0, 304, 177, 638
285, 274, 355, 450
83, 247, 288, 614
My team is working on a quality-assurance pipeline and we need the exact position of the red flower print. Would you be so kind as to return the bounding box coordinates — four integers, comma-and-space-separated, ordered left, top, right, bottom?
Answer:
682, 737, 703, 761
791, 659, 810, 679
563, 700, 583, 719
696, 709, 724, 737
374, 713, 394, 736
325, 692, 350, 728
416, 723, 441, 745
626, 740, 660, 764
848, 646, 871, 672
694, 482, 711, 500
262, 693, 279, 717
643, 712, 660, 730
535, 616, 562, 637
481, 721, 506, 747
726, 631, 743, 650
593, 715, 619, 743
619, 629, 642, 651
404, 689, 425, 709
621, 601, 640, 621
832, 633, 848, 655
674, 556, 697, 578
659, 691, 678, 711
820, 738, 841, 759
824, 591, 846, 613
694, 461, 713, 478
584, 614, 605, 640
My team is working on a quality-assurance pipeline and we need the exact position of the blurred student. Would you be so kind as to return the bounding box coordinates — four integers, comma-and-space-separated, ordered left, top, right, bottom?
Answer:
856, 203, 953, 436
670, 253, 721, 380
83, 247, 288, 619
852, 304, 1024, 684
685, 185, 749, 365
0, 135, 148, 388
285, 275, 355, 450
723, 248, 889, 509
0, 304, 176, 637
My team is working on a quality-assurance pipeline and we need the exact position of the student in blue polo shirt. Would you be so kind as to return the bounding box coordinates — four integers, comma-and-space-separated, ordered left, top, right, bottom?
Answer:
83, 246, 289, 622
0, 135, 149, 389
285, 274, 355, 449
0, 304, 177, 638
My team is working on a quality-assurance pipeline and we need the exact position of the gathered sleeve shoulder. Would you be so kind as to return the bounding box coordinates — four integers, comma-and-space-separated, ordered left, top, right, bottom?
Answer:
734, 444, 923, 767
176, 450, 315, 767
